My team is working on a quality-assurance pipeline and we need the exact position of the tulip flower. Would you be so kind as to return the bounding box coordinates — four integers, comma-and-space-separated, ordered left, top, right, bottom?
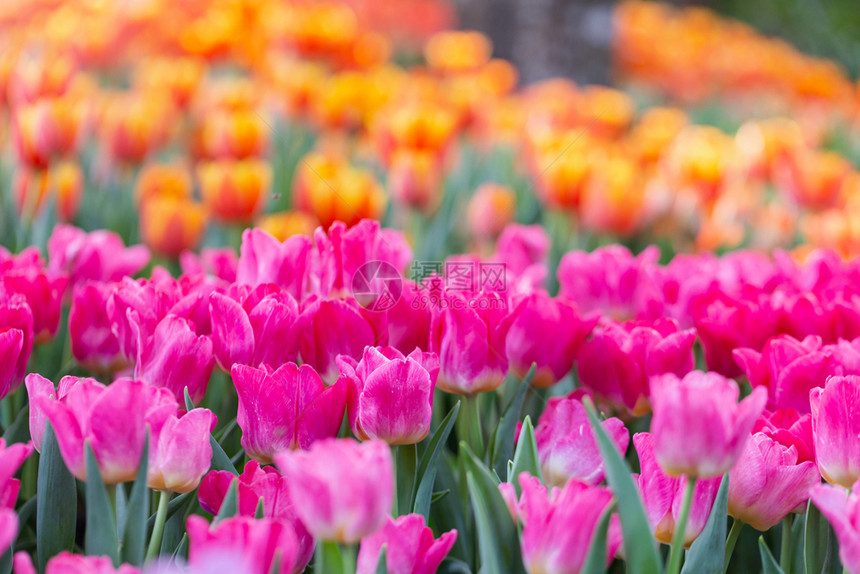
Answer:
494, 224, 550, 298
198, 159, 271, 224
508, 473, 622, 574
650, 371, 766, 478
231, 363, 347, 463
0, 250, 68, 343
388, 149, 442, 212
148, 408, 215, 493
356, 514, 457, 574
199, 461, 314, 571
106, 276, 182, 362
386, 280, 431, 354
578, 318, 696, 415
180, 248, 239, 283
338, 346, 438, 445
186, 515, 298, 574
13, 551, 141, 574
534, 391, 629, 487
0, 439, 33, 509
811, 375, 860, 488
634, 433, 721, 546
727, 431, 820, 530
275, 438, 393, 544
235, 228, 311, 300
429, 290, 510, 395
69, 282, 128, 375
810, 481, 860, 574
255, 211, 317, 242
132, 313, 215, 404
140, 196, 208, 258
0, 293, 33, 388
467, 183, 515, 240
504, 291, 597, 388
753, 408, 816, 463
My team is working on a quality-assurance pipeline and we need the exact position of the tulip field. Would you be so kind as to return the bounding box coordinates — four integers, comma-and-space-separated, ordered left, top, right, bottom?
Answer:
4, 0, 860, 573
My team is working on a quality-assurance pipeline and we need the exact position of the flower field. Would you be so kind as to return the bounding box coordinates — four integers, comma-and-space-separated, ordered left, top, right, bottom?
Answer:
2, 0, 860, 573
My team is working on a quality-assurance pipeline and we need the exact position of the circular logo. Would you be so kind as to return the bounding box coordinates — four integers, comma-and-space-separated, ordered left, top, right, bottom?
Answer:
351, 261, 403, 312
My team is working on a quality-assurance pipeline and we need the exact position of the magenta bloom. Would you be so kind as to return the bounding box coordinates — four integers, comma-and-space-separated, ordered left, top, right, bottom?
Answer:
429, 290, 510, 395
356, 514, 457, 574
47, 224, 150, 292
148, 407, 215, 493
0, 293, 33, 388
236, 228, 311, 300
495, 224, 550, 286
810, 481, 860, 574
199, 460, 314, 571
0, 509, 15, 561
504, 291, 597, 388
510, 473, 622, 574
386, 280, 431, 355
13, 550, 141, 574
187, 515, 299, 574
0, 438, 33, 510
69, 282, 128, 375
727, 431, 820, 530
231, 363, 346, 463
180, 247, 239, 283
650, 371, 766, 477
578, 318, 696, 415
0, 327, 22, 402
0, 249, 67, 343
209, 287, 301, 371
634, 433, 721, 546
275, 438, 393, 544
811, 375, 860, 488
534, 391, 629, 487
298, 297, 388, 384
132, 313, 215, 404
339, 346, 437, 445
106, 276, 182, 361
753, 408, 816, 463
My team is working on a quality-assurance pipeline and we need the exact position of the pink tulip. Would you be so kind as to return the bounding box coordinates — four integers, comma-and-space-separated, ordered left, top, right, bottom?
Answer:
811, 375, 860, 488
12, 551, 141, 574
148, 407, 215, 493
47, 224, 150, 292
0, 293, 33, 387
186, 515, 298, 574
0, 508, 15, 558
69, 282, 128, 375
132, 313, 215, 404
503, 291, 597, 388
236, 228, 311, 300
180, 247, 239, 283
199, 460, 314, 571
495, 224, 550, 286
26, 374, 94, 451
209, 287, 300, 371
231, 363, 346, 463
634, 433, 721, 546
107, 276, 182, 361
0, 439, 33, 509
429, 290, 510, 395
534, 391, 629, 487
386, 280, 431, 354
275, 438, 393, 544
0, 249, 67, 343
356, 514, 457, 574
753, 408, 816, 463
557, 245, 664, 321
810, 481, 860, 574
578, 318, 696, 415
33, 377, 170, 483
0, 328, 22, 402
339, 346, 438, 445
298, 297, 388, 384
509, 473, 622, 574
727, 431, 820, 530
650, 371, 766, 478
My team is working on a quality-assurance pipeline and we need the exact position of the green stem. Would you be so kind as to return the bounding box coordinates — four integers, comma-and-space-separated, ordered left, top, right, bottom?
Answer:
341, 543, 356, 574
391, 445, 399, 517
780, 514, 794, 574
461, 394, 484, 457
724, 519, 743, 573
146, 490, 172, 561
667, 476, 697, 574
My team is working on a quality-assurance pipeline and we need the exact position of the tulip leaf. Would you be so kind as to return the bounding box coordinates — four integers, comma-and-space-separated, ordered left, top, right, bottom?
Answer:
213, 479, 238, 525
210, 435, 238, 475
490, 366, 535, 478
805, 499, 842, 574
146, 491, 192, 532
681, 474, 729, 574
255, 497, 265, 519
122, 433, 150, 566
84, 442, 119, 564
314, 541, 344, 574
374, 546, 387, 574
460, 442, 524, 573
2, 405, 29, 445
412, 401, 460, 520
583, 398, 662, 574
37, 422, 77, 571
438, 558, 472, 574
506, 415, 542, 492
430, 453, 471, 564
581, 502, 616, 574
183, 387, 194, 412
431, 489, 451, 504
759, 537, 786, 574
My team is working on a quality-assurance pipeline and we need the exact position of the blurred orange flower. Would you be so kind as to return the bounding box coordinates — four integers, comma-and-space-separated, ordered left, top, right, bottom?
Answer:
198, 159, 271, 224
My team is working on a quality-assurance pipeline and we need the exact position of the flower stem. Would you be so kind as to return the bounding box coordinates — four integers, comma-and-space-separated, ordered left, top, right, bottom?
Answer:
391, 444, 399, 517
667, 476, 697, 574
146, 490, 172, 561
461, 394, 484, 457
724, 518, 743, 573
341, 543, 357, 574
780, 514, 794, 574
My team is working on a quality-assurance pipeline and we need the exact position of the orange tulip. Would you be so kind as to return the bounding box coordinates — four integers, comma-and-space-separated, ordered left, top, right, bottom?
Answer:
140, 196, 208, 257
387, 149, 442, 212
773, 149, 852, 211
467, 183, 516, 240
200, 109, 269, 160
198, 159, 271, 224
425, 31, 492, 74
11, 97, 84, 168
135, 163, 193, 205
135, 57, 205, 109
580, 154, 647, 237
13, 160, 83, 222
99, 92, 173, 165
256, 211, 318, 241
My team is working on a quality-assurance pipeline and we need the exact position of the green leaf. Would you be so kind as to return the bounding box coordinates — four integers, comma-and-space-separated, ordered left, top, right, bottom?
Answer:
412, 402, 460, 520
37, 422, 77, 571
489, 366, 534, 478
396, 443, 417, 516
791, 511, 806, 574
183, 387, 194, 412
122, 433, 150, 566
210, 435, 239, 475
429, 454, 470, 564
314, 541, 344, 574
2, 405, 29, 445
374, 546, 387, 574
581, 502, 616, 574
0, 545, 12, 574
438, 558, 472, 574
214, 480, 238, 525
431, 489, 451, 504
84, 442, 119, 564
460, 443, 524, 573
255, 497, 265, 519
583, 398, 661, 574
682, 474, 729, 574
759, 537, 786, 574
506, 415, 542, 492
805, 499, 842, 574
